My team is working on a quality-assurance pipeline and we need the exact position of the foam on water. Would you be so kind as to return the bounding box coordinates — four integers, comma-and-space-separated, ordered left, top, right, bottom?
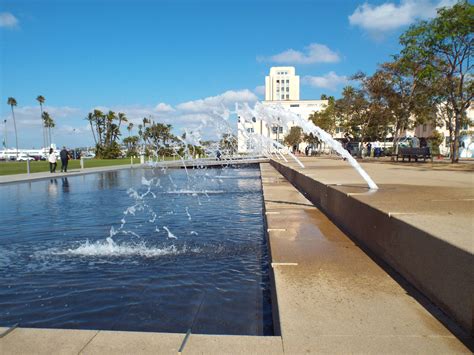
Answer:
41, 238, 197, 258
164, 190, 226, 195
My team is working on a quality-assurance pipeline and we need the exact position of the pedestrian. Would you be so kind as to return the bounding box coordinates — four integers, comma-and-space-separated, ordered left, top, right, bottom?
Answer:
60, 146, 70, 172
367, 142, 372, 157
216, 150, 222, 161
48, 148, 57, 173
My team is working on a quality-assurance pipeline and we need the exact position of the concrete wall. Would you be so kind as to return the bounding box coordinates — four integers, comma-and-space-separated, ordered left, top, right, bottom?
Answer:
270, 160, 474, 336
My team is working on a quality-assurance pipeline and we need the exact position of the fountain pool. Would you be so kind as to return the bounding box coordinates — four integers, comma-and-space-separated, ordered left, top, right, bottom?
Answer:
0, 166, 273, 335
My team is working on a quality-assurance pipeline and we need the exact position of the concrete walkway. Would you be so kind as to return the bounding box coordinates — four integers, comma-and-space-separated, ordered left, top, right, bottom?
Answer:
0, 158, 269, 185
270, 156, 473, 338
0, 164, 135, 185
260, 162, 471, 353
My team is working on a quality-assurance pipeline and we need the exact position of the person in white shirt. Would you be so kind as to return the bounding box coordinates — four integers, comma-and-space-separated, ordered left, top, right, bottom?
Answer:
48, 148, 57, 173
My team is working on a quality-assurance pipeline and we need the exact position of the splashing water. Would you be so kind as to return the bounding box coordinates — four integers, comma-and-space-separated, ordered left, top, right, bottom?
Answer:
44, 239, 192, 258
237, 102, 378, 190
163, 226, 178, 239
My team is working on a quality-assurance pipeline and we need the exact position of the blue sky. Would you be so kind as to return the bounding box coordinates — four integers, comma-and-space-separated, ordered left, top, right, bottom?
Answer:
0, 0, 456, 148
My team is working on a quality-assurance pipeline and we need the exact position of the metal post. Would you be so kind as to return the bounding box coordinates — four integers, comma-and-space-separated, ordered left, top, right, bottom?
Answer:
80, 157, 84, 170
130, 156, 133, 167
26, 158, 30, 174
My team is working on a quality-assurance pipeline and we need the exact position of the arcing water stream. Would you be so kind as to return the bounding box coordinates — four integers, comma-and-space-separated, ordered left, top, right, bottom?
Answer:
237, 102, 379, 190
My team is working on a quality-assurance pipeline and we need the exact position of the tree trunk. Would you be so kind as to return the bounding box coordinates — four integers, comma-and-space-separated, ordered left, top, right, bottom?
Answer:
11, 107, 19, 159
89, 121, 97, 146
452, 111, 461, 163
40, 104, 46, 149
392, 125, 401, 161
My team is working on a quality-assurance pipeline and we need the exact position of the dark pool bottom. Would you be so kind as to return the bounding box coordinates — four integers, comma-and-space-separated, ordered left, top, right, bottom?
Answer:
0, 166, 273, 335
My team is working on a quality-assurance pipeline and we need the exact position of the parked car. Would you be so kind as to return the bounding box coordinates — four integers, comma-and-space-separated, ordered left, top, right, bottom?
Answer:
16, 154, 35, 161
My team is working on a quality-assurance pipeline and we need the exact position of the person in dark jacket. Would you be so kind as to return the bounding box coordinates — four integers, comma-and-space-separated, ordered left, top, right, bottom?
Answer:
60, 146, 70, 172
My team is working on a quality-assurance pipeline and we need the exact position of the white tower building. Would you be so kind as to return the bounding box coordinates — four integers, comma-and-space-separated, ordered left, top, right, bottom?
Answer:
265, 67, 300, 101
238, 67, 327, 153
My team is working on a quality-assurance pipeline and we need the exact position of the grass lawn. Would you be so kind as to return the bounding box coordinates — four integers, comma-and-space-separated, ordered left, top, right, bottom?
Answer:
0, 158, 140, 176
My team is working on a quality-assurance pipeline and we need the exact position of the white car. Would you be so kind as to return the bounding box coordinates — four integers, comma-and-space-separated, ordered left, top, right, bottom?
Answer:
16, 154, 35, 161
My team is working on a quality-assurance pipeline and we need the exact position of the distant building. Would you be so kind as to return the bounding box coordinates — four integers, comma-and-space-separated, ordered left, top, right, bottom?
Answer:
238, 66, 327, 153
265, 67, 300, 101
414, 105, 474, 156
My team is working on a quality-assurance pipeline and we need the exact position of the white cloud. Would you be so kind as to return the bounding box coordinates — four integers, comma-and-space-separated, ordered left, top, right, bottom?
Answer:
176, 90, 258, 113
302, 72, 349, 91
93, 90, 258, 139
254, 86, 266, 96
0, 12, 18, 28
259, 43, 340, 65
154, 102, 174, 112
349, 0, 457, 34
1, 89, 260, 147
4, 106, 80, 125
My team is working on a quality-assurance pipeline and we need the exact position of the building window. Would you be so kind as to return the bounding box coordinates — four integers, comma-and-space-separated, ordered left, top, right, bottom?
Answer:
276, 79, 280, 83
247, 128, 254, 133
286, 79, 289, 83
286, 87, 289, 92
279, 127, 283, 133
286, 94, 289, 99
290, 104, 299, 107
281, 95, 285, 100
252, 117, 256, 122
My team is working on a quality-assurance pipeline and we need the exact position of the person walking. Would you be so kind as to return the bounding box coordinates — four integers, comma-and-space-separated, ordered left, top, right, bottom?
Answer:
48, 148, 57, 173
60, 146, 70, 172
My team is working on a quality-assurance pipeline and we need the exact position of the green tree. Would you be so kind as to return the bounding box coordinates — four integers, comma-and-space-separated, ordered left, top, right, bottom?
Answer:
42, 111, 55, 147
144, 122, 176, 157
309, 96, 337, 134
127, 122, 134, 137
284, 126, 303, 151
7, 97, 19, 159
219, 133, 238, 155
337, 85, 370, 143
399, 0, 473, 162
86, 112, 98, 147
429, 129, 444, 156
36, 95, 46, 149
123, 135, 140, 157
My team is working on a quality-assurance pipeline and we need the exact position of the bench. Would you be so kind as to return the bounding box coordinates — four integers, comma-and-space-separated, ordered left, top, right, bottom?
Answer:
397, 147, 432, 162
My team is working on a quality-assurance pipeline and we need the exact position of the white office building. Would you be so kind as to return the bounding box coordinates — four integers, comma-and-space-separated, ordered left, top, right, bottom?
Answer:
238, 66, 327, 153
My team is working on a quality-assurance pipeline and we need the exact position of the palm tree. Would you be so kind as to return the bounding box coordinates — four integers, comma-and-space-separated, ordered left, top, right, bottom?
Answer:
36, 95, 46, 149
42, 111, 55, 147
7, 97, 19, 159
86, 112, 98, 146
127, 122, 134, 137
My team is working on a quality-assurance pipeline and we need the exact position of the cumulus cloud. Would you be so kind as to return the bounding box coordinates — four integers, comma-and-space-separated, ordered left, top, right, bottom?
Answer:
93, 90, 259, 139
154, 102, 174, 112
1, 89, 260, 147
302, 72, 349, 91
176, 90, 258, 113
1, 105, 86, 148
349, 0, 457, 34
254, 86, 266, 96
0, 12, 19, 28
258, 43, 340, 65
